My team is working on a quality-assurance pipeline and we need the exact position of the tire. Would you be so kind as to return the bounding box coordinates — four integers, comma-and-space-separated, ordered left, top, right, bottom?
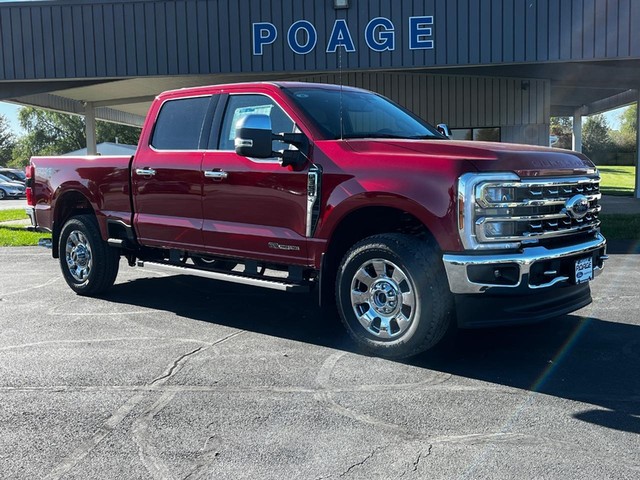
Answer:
58, 214, 120, 296
192, 256, 237, 271
335, 233, 454, 359
0, 189, 6, 200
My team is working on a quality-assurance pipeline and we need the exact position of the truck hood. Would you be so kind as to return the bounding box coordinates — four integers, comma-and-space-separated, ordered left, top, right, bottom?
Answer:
345, 139, 596, 177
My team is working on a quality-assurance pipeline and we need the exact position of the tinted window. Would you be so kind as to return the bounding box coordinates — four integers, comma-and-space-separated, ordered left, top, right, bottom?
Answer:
283, 87, 442, 140
151, 96, 211, 150
219, 95, 294, 151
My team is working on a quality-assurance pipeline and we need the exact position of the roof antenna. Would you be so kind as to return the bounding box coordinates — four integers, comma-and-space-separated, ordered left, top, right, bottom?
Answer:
339, 47, 344, 140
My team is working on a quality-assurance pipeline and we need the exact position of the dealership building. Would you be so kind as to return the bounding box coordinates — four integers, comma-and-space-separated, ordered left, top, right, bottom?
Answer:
0, 0, 639, 194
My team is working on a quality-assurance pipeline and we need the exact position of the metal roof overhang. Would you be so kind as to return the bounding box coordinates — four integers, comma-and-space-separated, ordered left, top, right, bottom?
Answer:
0, 58, 638, 126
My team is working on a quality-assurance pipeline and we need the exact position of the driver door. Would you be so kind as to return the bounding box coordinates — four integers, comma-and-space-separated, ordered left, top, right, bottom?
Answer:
199, 93, 309, 264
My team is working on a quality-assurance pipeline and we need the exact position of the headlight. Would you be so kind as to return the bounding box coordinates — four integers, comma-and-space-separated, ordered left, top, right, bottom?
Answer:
457, 172, 521, 251
483, 186, 516, 204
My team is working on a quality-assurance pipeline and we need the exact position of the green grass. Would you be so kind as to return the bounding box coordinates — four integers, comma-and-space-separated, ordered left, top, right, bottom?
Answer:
0, 208, 50, 246
0, 209, 28, 222
599, 214, 640, 240
0, 225, 49, 247
598, 166, 636, 196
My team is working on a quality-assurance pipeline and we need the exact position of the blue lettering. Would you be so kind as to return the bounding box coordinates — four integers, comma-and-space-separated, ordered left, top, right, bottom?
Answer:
409, 16, 434, 50
252, 22, 277, 55
326, 19, 356, 53
287, 20, 318, 55
365, 17, 395, 52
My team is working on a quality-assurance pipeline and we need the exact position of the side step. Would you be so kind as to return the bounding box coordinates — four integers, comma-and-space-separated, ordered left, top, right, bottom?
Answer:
136, 261, 311, 293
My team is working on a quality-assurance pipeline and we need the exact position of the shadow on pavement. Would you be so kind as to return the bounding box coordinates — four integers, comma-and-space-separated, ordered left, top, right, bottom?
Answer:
104, 273, 640, 436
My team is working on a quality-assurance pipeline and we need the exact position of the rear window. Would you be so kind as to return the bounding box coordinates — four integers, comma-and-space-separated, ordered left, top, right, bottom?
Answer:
151, 96, 211, 150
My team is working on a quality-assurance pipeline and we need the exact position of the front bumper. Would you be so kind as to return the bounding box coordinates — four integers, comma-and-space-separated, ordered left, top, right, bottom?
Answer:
442, 233, 607, 328
442, 233, 607, 295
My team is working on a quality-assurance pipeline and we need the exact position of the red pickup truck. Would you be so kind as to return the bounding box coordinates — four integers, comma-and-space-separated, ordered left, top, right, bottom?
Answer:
26, 82, 607, 358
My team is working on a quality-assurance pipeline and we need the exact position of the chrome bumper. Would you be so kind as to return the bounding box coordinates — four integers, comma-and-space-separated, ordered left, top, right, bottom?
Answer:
25, 206, 38, 231
443, 233, 607, 294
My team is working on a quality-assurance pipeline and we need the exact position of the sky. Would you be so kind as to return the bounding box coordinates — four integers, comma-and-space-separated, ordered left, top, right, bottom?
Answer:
0, 100, 631, 138
0, 101, 24, 135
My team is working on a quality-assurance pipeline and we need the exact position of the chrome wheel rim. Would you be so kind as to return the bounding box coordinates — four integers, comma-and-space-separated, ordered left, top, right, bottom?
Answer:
65, 230, 93, 282
350, 258, 416, 339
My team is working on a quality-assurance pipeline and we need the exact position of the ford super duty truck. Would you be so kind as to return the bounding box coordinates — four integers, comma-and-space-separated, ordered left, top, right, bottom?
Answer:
26, 82, 607, 358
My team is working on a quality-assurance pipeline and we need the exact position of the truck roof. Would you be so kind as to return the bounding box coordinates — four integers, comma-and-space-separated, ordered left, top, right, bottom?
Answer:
156, 81, 365, 100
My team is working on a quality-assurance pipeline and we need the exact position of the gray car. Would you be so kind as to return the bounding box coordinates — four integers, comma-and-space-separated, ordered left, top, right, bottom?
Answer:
0, 168, 26, 184
0, 174, 26, 199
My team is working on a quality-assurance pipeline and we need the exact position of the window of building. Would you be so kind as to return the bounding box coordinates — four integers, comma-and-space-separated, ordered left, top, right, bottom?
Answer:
151, 96, 211, 150
450, 127, 501, 142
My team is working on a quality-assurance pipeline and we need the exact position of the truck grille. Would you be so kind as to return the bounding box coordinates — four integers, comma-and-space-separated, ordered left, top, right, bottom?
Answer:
474, 177, 601, 244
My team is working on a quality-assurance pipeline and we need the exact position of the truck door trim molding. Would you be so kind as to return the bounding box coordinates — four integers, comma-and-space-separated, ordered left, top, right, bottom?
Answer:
306, 164, 322, 237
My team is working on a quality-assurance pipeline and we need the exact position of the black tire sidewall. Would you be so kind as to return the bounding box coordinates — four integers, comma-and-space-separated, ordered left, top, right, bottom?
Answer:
58, 215, 118, 295
336, 234, 451, 358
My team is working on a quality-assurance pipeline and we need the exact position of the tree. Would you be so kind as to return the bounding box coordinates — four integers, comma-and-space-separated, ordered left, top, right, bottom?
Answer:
0, 114, 16, 166
550, 116, 573, 150
619, 104, 637, 138
8, 107, 141, 168
97, 121, 141, 145
612, 104, 638, 154
582, 114, 613, 160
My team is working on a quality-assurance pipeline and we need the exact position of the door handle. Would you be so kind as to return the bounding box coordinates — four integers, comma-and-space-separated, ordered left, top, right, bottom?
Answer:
204, 170, 228, 180
135, 168, 156, 176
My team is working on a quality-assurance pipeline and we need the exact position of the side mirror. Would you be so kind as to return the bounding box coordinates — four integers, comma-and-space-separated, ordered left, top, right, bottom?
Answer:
436, 123, 452, 138
235, 114, 274, 158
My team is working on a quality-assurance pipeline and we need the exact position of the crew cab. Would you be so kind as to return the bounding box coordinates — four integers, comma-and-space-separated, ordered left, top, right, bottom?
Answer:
26, 82, 607, 358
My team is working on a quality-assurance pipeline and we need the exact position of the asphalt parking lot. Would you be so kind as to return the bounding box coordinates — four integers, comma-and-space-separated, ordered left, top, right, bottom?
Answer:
0, 246, 639, 479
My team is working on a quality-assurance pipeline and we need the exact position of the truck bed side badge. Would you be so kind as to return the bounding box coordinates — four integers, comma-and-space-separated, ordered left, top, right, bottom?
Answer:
268, 242, 300, 251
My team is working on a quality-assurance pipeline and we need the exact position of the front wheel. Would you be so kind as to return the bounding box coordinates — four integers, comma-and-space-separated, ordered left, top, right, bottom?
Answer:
335, 233, 454, 359
59, 214, 120, 296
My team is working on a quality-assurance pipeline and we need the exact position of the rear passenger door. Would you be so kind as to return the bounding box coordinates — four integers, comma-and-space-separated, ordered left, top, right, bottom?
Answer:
132, 95, 215, 250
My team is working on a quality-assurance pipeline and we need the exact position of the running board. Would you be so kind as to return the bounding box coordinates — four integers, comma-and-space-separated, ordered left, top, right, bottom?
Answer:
136, 261, 311, 293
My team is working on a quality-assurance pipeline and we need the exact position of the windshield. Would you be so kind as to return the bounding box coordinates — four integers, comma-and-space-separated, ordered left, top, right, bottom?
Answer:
283, 87, 443, 140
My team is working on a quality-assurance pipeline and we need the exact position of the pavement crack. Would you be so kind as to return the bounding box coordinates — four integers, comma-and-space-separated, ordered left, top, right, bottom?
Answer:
150, 346, 204, 386
338, 446, 384, 478
44, 330, 243, 480
399, 446, 431, 477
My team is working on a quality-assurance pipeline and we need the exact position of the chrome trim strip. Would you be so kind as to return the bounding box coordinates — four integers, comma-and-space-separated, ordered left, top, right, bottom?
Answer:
477, 193, 601, 209
479, 206, 600, 223
475, 222, 600, 243
306, 164, 321, 237
442, 233, 607, 294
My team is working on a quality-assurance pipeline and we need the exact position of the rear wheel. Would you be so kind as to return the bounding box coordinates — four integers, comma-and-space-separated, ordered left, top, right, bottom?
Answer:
59, 215, 119, 295
336, 233, 453, 359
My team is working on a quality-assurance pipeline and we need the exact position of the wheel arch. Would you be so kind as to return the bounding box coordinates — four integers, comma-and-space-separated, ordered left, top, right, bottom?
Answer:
51, 189, 97, 258
318, 203, 441, 307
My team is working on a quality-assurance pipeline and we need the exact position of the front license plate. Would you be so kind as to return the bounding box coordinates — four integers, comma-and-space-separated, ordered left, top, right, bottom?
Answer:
575, 257, 593, 284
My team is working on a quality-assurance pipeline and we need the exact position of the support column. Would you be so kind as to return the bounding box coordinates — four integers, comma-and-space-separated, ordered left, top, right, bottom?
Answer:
635, 93, 640, 199
84, 102, 97, 155
572, 109, 583, 153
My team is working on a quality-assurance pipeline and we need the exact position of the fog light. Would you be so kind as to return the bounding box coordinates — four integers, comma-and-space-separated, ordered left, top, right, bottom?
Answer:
484, 222, 515, 238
